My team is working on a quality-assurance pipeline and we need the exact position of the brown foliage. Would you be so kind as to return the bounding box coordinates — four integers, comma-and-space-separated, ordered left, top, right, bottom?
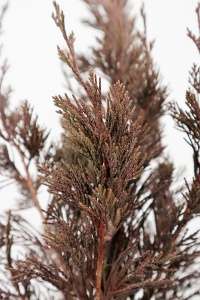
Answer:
0, 1, 200, 299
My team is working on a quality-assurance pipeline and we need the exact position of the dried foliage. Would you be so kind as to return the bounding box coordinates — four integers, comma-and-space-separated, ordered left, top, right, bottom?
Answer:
0, 1, 200, 299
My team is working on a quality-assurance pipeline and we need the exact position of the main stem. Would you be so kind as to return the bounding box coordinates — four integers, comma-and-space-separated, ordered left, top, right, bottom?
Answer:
96, 222, 107, 300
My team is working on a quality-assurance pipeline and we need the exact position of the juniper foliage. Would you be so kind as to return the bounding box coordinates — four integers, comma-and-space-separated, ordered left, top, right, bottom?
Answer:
0, 1, 200, 299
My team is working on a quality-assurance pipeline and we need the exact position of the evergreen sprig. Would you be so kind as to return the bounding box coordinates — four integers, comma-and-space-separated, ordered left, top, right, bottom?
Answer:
0, 1, 200, 299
